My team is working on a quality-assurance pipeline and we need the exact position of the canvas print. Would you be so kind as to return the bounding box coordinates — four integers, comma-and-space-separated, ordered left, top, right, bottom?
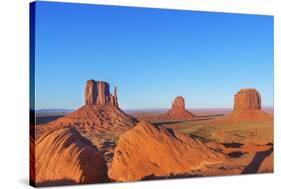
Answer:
29, 1, 274, 187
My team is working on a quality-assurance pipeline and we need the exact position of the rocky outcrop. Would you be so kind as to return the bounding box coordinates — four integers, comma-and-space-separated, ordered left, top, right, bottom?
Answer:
36, 104, 137, 146
37, 105, 137, 138
161, 96, 195, 120
234, 88, 261, 111
35, 128, 108, 186
85, 80, 118, 107
36, 79, 137, 164
226, 88, 271, 122
109, 121, 224, 181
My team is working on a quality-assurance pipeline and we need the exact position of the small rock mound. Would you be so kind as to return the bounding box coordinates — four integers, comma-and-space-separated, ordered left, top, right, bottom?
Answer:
35, 128, 108, 186
226, 88, 271, 122
109, 121, 224, 181
160, 96, 196, 120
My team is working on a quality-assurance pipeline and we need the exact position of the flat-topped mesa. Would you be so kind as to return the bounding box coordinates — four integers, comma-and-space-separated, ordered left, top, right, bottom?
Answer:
234, 88, 261, 111
225, 88, 272, 122
85, 80, 118, 107
165, 96, 195, 120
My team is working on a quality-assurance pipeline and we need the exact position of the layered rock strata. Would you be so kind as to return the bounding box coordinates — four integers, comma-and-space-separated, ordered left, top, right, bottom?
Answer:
35, 128, 108, 186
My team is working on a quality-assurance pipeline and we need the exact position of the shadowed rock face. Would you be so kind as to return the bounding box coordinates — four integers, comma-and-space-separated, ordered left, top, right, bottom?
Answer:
109, 121, 224, 182
226, 88, 271, 122
234, 89, 261, 111
35, 128, 108, 186
85, 80, 118, 107
165, 96, 195, 120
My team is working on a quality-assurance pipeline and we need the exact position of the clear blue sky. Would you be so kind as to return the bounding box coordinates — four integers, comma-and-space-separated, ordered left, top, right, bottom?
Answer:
34, 1, 273, 110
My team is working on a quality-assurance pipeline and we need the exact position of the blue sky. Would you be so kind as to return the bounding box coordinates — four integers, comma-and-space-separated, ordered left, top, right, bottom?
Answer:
34, 1, 273, 110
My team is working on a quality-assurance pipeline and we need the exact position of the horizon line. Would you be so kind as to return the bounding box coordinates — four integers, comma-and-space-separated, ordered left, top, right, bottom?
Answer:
34, 105, 274, 111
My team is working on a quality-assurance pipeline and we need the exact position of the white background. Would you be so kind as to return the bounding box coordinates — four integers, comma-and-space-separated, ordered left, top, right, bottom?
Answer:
0, 0, 280, 188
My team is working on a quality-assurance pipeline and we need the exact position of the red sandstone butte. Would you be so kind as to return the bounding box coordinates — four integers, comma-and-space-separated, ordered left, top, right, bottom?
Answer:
35, 128, 108, 186
109, 121, 224, 182
85, 80, 118, 107
36, 79, 137, 139
226, 88, 272, 122
163, 96, 195, 120
234, 88, 261, 110
35, 79, 137, 165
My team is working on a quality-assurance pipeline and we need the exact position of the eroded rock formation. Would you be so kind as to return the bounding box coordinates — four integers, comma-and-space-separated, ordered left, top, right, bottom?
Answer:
171, 96, 186, 110
234, 88, 261, 111
161, 96, 195, 120
35, 128, 108, 186
36, 105, 137, 141
36, 79, 137, 164
85, 80, 118, 107
226, 88, 271, 122
109, 121, 224, 181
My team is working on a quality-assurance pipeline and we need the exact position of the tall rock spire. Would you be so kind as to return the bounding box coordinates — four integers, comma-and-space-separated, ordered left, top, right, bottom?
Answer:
114, 86, 117, 97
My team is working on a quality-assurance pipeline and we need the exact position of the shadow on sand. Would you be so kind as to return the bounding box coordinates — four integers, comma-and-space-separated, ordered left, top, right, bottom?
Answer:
141, 173, 202, 181
241, 146, 273, 174
153, 120, 185, 126
197, 114, 224, 118
223, 142, 244, 148
153, 116, 221, 127
35, 179, 77, 187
